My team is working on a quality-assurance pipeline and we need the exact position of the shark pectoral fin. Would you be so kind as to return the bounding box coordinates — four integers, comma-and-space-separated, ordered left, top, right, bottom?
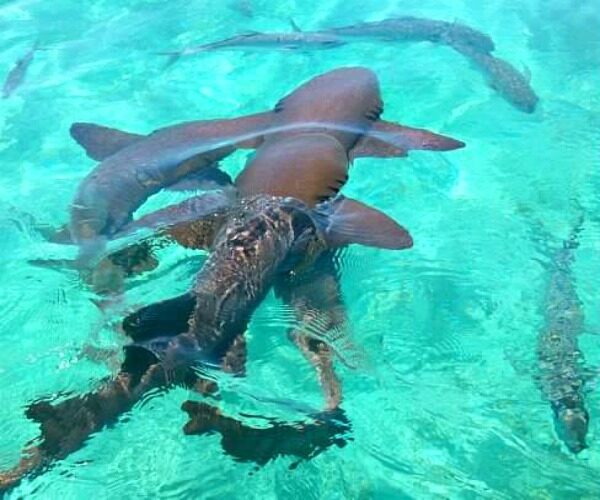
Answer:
32, 223, 73, 244
349, 134, 408, 159
115, 191, 234, 250
122, 292, 196, 342
166, 165, 233, 191
70, 122, 145, 161
317, 196, 413, 250
354, 119, 465, 156
51, 225, 73, 244
28, 258, 78, 272
275, 263, 365, 409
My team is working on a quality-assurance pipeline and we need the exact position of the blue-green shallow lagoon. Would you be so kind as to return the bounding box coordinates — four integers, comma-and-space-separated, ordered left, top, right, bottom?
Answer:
1, 0, 600, 497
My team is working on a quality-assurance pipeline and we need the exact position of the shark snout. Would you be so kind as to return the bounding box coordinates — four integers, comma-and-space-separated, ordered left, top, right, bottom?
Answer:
555, 407, 589, 454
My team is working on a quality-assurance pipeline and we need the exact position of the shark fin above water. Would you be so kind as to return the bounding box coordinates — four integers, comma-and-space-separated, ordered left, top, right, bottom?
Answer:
316, 195, 413, 250
70, 122, 145, 161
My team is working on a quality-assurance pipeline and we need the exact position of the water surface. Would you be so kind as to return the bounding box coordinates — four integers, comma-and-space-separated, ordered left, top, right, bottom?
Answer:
1, 0, 600, 497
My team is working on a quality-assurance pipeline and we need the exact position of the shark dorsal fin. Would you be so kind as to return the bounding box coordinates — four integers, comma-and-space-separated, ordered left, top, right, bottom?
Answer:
70, 122, 145, 161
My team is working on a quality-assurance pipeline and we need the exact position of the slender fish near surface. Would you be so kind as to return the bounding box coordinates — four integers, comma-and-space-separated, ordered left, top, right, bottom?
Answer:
321, 16, 495, 54
536, 220, 590, 453
159, 28, 345, 65
2, 43, 39, 98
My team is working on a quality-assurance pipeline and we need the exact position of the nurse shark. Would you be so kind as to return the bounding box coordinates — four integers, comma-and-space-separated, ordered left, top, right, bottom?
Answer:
2, 67, 464, 488
65, 66, 463, 264
0, 192, 409, 490
450, 41, 538, 113
536, 220, 590, 453
321, 16, 495, 54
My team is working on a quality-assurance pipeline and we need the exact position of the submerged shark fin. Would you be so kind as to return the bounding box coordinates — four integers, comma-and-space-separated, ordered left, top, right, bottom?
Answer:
122, 292, 196, 342
289, 18, 302, 32
70, 122, 145, 161
275, 260, 367, 382
350, 134, 407, 159
315, 196, 413, 250
352, 120, 465, 159
166, 166, 233, 191
116, 191, 234, 250
28, 257, 78, 271
28, 222, 73, 245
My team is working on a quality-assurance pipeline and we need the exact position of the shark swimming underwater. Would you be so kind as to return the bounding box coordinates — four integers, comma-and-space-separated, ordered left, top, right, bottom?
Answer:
2, 66, 465, 489
313, 17, 537, 113
450, 41, 538, 113
321, 16, 495, 54
63, 66, 463, 265
2, 42, 40, 98
159, 25, 346, 65
0, 191, 410, 491
536, 219, 590, 453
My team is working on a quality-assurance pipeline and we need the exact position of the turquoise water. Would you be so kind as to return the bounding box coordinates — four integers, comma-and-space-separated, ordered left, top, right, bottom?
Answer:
1, 0, 600, 497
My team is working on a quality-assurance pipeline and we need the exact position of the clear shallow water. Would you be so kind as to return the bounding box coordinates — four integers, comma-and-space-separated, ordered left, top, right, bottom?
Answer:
1, 0, 600, 497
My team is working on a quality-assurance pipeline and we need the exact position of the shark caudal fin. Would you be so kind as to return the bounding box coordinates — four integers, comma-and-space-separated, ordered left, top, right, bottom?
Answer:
351, 119, 465, 159
289, 18, 303, 32
70, 122, 145, 161
314, 195, 413, 250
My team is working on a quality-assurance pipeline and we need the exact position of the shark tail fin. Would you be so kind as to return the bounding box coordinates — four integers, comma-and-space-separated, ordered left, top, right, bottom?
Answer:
157, 51, 183, 67
315, 195, 413, 250
289, 18, 302, 32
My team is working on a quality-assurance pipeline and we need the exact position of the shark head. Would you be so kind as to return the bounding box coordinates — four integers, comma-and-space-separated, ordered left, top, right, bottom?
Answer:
554, 406, 589, 454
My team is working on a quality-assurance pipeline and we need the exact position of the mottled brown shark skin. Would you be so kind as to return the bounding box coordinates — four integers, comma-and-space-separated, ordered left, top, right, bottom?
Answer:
536, 229, 589, 454
451, 41, 538, 113
183, 195, 326, 361
0, 196, 328, 491
29, 191, 235, 298
322, 16, 495, 54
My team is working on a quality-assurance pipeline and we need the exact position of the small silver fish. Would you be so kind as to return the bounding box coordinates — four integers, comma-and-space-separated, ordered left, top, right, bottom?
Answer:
160, 28, 345, 64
